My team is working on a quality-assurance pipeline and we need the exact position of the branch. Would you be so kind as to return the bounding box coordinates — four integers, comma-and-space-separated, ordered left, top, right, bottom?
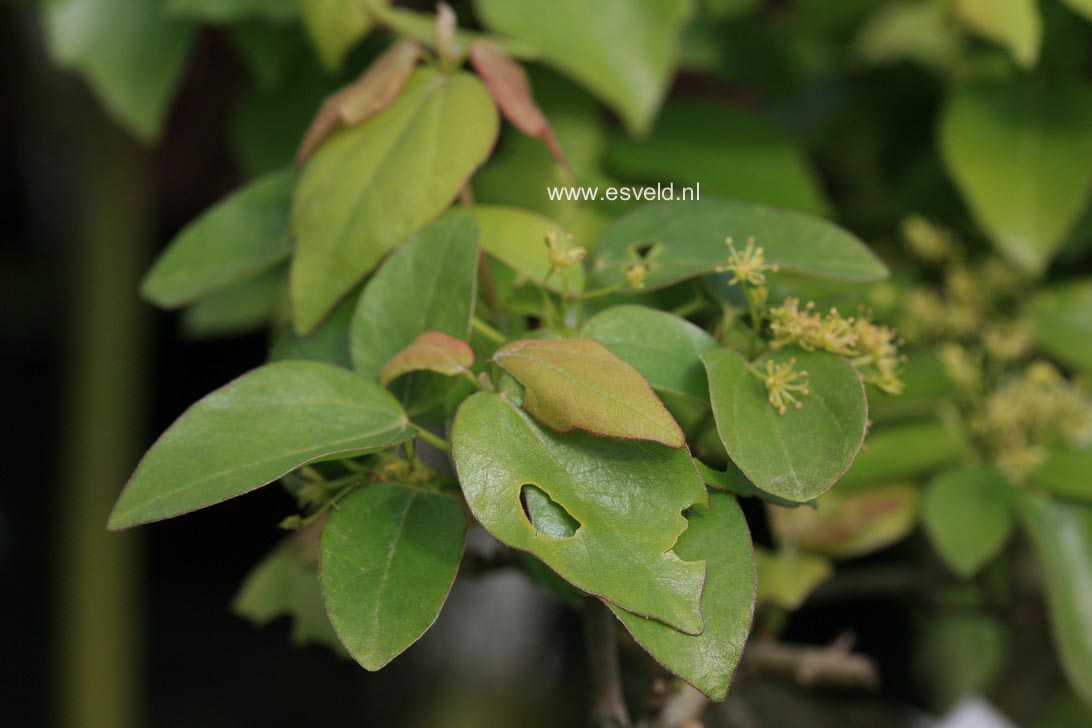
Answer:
740, 632, 879, 690
584, 600, 632, 728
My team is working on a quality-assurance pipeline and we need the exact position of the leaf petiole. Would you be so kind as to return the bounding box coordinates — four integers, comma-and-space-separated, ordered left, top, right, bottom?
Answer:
414, 425, 451, 453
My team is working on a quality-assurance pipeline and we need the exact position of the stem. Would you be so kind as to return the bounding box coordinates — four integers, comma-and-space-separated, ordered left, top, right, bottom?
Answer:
414, 426, 451, 454
57, 107, 149, 728
577, 282, 626, 301
668, 297, 709, 318
472, 316, 507, 345
584, 600, 631, 728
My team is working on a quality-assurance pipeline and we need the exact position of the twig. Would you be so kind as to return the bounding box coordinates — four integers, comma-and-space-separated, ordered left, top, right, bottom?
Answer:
584, 600, 632, 728
740, 632, 879, 690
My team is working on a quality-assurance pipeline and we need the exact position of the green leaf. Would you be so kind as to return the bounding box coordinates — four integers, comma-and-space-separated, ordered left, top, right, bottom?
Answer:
233, 533, 344, 653
181, 265, 285, 339
703, 348, 868, 502
922, 467, 1014, 577
755, 547, 833, 610
954, 0, 1041, 68
350, 211, 479, 380
594, 198, 887, 291
45, 0, 196, 141
605, 100, 827, 215
380, 332, 475, 386
611, 493, 755, 701
1017, 494, 1092, 704
1027, 278, 1092, 375
939, 82, 1092, 273
855, 0, 963, 71
583, 305, 718, 403
108, 361, 412, 529
320, 483, 467, 670
291, 70, 498, 332
694, 458, 813, 508
838, 420, 970, 491
768, 484, 919, 559
142, 170, 294, 308
167, 0, 296, 22
915, 613, 1006, 710
475, 0, 694, 135
1029, 448, 1092, 503
452, 392, 707, 632
471, 205, 585, 294
1063, 0, 1092, 23
297, 0, 385, 70
269, 289, 355, 368
494, 338, 685, 447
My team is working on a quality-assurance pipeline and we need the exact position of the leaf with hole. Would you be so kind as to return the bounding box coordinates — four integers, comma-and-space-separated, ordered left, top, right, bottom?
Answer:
494, 338, 685, 447
108, 361, 412, 529
610, 493, 755, 701
595, 198, 887, 291
321, 483, 466, 670
703, 348, 868, 502
291, 69, 497, 332
452, 391, 707, 632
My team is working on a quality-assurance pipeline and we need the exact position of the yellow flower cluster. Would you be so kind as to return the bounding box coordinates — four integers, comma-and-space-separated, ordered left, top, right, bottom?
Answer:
974, 362, 1092, 481
902, 215, 954, 262
545, 231, 587, 269
757, 358, 811, 415
768, 298, 904, 394
717, 236, 778, 287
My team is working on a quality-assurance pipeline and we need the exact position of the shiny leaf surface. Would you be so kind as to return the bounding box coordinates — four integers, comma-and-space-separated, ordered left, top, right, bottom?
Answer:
108, 361, 411, 529
595, 198, 887, 291
611, 493, 755, 700
291, 70, 497, 332
583, 305, 717, 403
704, 348, 868, 502
320, 483, 466, 670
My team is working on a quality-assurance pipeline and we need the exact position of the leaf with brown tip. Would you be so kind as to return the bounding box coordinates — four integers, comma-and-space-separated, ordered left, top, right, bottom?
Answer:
379, 331, 474, 385
468, 38, 565, 165
493, 338, 685, 447
296, 38, 422, 164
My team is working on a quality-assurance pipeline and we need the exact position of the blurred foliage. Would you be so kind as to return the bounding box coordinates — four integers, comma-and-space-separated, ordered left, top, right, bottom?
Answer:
38, 0, 1092, 725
